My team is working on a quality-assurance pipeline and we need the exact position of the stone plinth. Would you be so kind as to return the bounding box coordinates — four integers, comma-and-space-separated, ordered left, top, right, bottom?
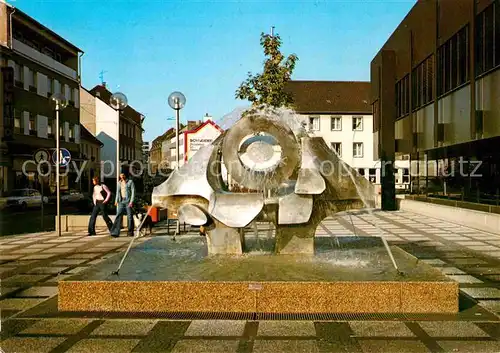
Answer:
59, 280, 457, 313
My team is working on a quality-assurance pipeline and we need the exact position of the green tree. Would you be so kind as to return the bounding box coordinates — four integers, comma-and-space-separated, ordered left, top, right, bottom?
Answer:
235, 31, 298, 108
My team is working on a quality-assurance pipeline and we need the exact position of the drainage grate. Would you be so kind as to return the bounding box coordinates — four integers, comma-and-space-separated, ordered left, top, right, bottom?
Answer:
34, 310, 499, 322
254, 312, 461, 321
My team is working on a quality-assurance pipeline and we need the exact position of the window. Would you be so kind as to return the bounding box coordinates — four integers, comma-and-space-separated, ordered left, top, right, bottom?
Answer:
47, 78, 53, 96
27, 68, 35, 89
72, 88, 78, 103
309, 116, 320, 131
373, 100, 380, 133
476, 3, 499, 76
47, 121, 53, 135
457, 28, 468, 84
352, 116, 363, 131
368, 168, 377, 183
353, 142, 363, 158
330, 116, 342, 131
29, 114, 36, 134
402, 168, 410, 183
438, 25, 469, 96
14, 109, 21, 133
59, 125, 63, 136
54, 80, 61, 94
69, 125, 74, 139
14, 62, 23, 85
64, 85, 70, 101
331, 142, 341, 156
412, 55, 434, 110
395, 75, 410, 118
358, 168, 365, 176
42, 46, 54, 59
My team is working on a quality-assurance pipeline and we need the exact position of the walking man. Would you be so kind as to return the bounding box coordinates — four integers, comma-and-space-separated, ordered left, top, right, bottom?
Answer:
88, 176, 113, 236
110, 171, 136, 237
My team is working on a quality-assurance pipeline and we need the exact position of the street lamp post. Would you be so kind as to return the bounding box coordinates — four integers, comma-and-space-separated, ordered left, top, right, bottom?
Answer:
110, 92, 128, 184
168, 91, 186, 234
51, 93, 68, 237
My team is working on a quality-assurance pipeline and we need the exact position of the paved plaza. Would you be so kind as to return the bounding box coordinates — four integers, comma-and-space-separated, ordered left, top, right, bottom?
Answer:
1, 209, 500, 352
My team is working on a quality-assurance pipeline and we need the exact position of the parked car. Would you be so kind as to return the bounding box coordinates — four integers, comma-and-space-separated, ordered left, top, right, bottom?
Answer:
1, 189, 48, 210
61, 190, 85, 203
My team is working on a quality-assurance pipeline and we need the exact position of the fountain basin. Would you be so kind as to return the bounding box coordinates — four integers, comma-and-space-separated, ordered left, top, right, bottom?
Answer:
58, 236, 458, 314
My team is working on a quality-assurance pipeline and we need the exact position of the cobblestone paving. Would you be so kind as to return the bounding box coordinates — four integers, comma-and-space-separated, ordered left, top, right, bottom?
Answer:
1, 210, 500, 352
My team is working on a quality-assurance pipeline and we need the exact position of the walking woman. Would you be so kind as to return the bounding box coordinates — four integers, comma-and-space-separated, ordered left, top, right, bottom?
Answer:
88, 176, 113, 236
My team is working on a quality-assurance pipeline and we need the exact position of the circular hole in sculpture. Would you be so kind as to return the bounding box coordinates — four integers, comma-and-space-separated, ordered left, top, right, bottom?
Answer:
237, 132, 283, 172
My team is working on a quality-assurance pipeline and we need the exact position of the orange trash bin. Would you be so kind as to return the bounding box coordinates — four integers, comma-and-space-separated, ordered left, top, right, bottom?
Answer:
148, 206, 158, 223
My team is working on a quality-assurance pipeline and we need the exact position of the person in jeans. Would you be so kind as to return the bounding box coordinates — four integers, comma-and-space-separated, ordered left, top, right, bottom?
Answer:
88, 176, 113, 236
110, 171, 135, 237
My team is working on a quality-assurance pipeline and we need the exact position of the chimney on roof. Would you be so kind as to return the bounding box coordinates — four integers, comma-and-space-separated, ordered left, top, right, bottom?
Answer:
187, 120, 199, 130
102, 82, 107, 88
203, 113, 213, 122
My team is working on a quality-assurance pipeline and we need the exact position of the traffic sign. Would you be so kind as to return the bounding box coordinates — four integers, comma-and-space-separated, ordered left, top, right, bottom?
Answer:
52, 148, 71, 166
34, 149, 50, 163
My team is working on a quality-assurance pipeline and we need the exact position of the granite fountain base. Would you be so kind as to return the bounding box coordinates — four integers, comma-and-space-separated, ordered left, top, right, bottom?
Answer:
58, 236, 458, 314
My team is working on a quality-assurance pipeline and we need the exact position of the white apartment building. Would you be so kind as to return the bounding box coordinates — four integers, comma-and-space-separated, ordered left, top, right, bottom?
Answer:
287, 81, 410, 191
308, 113, 380, 183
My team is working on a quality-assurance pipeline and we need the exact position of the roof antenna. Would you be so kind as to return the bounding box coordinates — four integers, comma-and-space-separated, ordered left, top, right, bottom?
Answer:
99, 70, 107, 86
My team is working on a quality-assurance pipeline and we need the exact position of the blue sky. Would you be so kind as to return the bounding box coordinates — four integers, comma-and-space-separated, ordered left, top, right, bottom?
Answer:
11, 0, 416, 142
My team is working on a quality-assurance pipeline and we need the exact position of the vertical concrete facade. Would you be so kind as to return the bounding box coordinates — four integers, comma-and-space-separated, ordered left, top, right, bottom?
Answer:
372, 0, 500, 207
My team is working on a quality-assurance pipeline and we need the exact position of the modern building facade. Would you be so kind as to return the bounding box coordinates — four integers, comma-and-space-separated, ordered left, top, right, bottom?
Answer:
0, 2, 83, 196
80, 84, 144, 180
371, 0, 500, 208
287, 80, 410, 190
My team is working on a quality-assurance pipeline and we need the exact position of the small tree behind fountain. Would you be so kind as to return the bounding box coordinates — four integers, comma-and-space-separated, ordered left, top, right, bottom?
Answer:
235, 29, 298, 109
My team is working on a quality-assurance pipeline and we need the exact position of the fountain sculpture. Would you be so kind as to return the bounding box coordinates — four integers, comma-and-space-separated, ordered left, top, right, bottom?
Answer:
152, 107, 375, 255
58, 107, 458, 315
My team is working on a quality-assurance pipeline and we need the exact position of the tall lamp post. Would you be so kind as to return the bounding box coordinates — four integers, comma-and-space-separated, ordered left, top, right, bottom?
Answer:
51, 93, 68, 237
168, 91, 186, 234
109, 92, 128, 184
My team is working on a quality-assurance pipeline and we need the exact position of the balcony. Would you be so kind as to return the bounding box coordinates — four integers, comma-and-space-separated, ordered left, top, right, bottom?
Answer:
12, 39, 77, 81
